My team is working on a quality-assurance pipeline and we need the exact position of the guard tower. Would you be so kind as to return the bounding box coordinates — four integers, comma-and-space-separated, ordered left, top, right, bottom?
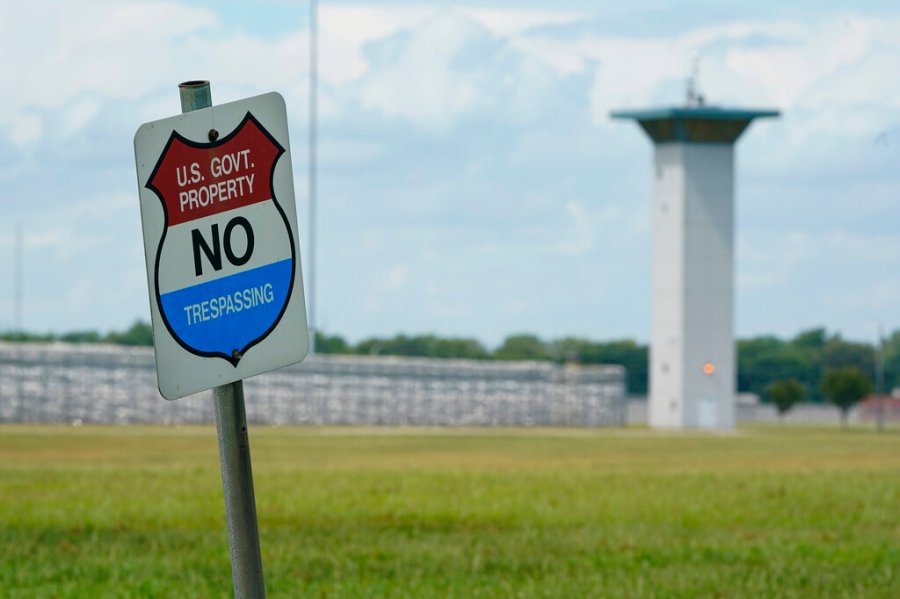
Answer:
611, 101, 778, 429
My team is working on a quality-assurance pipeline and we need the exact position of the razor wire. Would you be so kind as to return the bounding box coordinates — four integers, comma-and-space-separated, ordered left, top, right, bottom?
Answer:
0, 342, 626, 427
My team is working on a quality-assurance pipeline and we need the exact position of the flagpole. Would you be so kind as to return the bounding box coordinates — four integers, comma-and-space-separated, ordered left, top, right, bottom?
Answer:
308, 0, 318, 353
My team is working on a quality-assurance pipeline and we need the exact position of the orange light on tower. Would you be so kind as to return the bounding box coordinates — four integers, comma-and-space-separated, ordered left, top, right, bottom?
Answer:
702, 362, 716, 376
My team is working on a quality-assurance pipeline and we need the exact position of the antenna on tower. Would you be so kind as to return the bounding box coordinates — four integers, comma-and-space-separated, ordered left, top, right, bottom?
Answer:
686, 55, 705, 107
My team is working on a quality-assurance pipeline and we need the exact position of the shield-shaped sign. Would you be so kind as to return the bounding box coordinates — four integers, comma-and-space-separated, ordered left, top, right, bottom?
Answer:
135, 92, 308, 399
147, 113, 294, 364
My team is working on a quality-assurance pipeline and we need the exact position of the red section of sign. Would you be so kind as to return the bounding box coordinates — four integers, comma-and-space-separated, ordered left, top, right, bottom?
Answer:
148, 115, 283, 227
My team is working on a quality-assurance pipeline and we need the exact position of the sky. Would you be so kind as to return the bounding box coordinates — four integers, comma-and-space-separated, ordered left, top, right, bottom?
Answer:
1, 0, 899, 347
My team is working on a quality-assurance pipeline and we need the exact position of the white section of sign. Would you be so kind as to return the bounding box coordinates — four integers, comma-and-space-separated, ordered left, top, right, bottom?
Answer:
134, 92, 309, 400
158, 200, 293, 293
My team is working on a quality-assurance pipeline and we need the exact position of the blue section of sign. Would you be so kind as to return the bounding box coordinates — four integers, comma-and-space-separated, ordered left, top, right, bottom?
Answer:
159, 258, 293, 356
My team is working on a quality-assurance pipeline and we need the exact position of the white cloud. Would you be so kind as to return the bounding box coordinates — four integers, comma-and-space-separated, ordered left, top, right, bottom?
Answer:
357, 10, 488, 131
821, 230, 900, 265
0, 2, 217, 110
318, 137, 385, 167
320, 5, 436, 85
498, 15, 900, 137
738, 231, 818, 290
317, 5, 586, 85
386, 265, 410, 289
361, 264, 411, 312
4, 2, 900, 342
8, 114, 42, 148
557, 201, 593, 256
11, 4, 893, 146
0, 1, 318, 145
59, 97, 102, 139
726, 18, 900, 117
461, 8, 587, 37
556, 201, 625, 257
338, 8, 600, 133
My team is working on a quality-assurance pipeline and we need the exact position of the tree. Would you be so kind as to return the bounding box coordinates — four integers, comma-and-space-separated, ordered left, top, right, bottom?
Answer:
351, 334, 489, 360
550, 337, 648, 395
427, 337, 490, 360
879, 329, 900, 390
820, 367, 873, 429
104, 320, 154, 346
822, 337, 875, 374
789, 327, 829, 402
59, 330, 102, 344
0, 330, 54, 343
314, 332, 350, 354
766, 379, 805, 421
494, 334, 549, 361
792, 327, 829, 351
738, 336, 814, 400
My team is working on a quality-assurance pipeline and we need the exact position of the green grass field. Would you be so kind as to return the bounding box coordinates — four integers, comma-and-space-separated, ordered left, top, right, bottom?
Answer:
1, 425, 898, 598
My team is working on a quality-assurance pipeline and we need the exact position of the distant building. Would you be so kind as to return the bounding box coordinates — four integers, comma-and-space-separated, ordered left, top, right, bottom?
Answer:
857, 395, 900, 422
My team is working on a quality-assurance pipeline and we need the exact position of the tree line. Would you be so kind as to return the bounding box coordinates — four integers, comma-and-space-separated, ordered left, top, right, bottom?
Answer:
2, 323, 893, 404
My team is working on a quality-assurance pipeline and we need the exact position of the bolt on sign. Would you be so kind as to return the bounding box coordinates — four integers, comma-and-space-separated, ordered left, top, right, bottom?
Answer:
134, 92, 308, 399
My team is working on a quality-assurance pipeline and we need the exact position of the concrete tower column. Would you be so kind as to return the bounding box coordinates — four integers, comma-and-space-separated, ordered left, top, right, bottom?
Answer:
611, 107, 778, 430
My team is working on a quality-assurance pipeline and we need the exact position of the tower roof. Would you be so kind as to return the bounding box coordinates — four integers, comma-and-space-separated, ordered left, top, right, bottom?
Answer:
610, 106, 779, 144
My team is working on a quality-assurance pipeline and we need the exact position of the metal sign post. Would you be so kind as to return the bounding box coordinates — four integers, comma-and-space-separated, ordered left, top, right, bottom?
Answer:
213, 379, 265, 598
179, 80, 266, 599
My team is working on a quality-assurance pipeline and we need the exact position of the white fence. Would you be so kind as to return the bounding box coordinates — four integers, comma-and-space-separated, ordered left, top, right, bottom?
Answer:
0, 342, 626, 427
625, 398, 896, 426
